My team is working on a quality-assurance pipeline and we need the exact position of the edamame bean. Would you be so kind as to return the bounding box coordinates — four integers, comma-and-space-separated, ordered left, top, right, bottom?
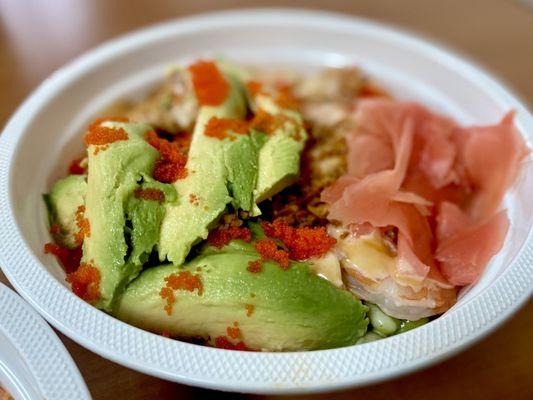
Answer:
368, 304, 400, 336
397, 318, 429, 334
356, 331, 384, 344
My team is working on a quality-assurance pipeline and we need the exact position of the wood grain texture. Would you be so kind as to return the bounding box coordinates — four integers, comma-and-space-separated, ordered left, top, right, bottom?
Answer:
0, 0, 532, 399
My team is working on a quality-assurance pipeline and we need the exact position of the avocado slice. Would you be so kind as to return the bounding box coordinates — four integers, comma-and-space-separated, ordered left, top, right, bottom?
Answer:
116, 243, 368, 351
158, 65, 248, 265
125, 178, 178, 266
250, 92, 308, 205
223, 130, 267, 212
44, 174, 87, 248
83, 121, 175, 310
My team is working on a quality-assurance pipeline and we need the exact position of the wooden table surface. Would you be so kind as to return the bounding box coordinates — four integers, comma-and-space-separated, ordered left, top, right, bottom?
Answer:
1, 0, 532, 399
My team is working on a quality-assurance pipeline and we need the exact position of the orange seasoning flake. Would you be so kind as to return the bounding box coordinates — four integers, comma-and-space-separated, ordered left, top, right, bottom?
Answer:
204, 117, 249, 140
159, 271, 203, 316
207, 226, 252, 249
253, 239, 290, 269
188, 60, 229, 106
66, 262, 101, 303
134, 187, 165, 203
261, 219, 337, 260
83, 117, 129, 147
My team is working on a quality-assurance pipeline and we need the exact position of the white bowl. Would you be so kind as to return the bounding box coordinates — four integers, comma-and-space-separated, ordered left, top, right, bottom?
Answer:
0, 9, 531, 394
0, 283, 90, 400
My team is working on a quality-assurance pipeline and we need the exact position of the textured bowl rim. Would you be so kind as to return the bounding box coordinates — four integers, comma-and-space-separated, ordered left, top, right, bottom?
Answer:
0, 9, 532, 395
0, 283, 91, 399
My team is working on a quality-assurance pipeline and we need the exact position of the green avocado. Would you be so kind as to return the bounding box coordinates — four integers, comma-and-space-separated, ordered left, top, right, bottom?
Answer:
116, 242, 368, 351
251, 93, 308, 205
125, 178, 177, 266
83, 121, 174, 311
158, 65, 248, 265
44, 174, 87, 248
223, 130, 267, 212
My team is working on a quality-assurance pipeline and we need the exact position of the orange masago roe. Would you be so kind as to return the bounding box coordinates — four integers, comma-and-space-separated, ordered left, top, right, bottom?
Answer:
207, 226, 252, 249
159, 271, 203, 316
134, 187, 165, 203
83, 117, 129, 147
66, 262, 101, 303
204, 117, 249, 140
145, 130, 188, 183
44, 243, 82, 274
253, 239, 290, 269
188, 60, 229, 106
262, 219, 336, 261
214, 336, 252, 351
74, 205, 90, 246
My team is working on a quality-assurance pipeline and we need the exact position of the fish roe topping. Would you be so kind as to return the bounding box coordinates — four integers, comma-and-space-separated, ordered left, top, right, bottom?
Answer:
44, 243, 82, 274
173, 130, 193, 151
204, 117, 249, 140
134, 187, 165, 203
159, 271, 203, 315
66, 262, 101, 303
246, 80, 263, 97
253, 239, 290, 269
68, 158, 87, 175
214, 336, 253, 351
261, 219, 336, 260
226, 321, 241, 339
247, 259, 263, 273
188, 193, 200, 207
207, 226, 252, 249
160, 287, 175, 316
83, 117, 129, 147
275, 84, 299, 110
249, 110, 290, 136
146, 130, 188, 183
188, 60, 229, 106
245, 304, 255, 317
74, 205, 90, 245
50, 223, 60, 235
93, 145, 109, 156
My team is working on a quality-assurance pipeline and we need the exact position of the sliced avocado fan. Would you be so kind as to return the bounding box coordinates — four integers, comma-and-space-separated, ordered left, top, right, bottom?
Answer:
159, 64, 309, 265
157, 64, 249, 266
82, 121, 176, 311
252, 94, 308, 205
116, 241, 368, 351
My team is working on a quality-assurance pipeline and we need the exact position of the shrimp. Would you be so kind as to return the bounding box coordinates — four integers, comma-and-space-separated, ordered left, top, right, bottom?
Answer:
328, 225, 457, 321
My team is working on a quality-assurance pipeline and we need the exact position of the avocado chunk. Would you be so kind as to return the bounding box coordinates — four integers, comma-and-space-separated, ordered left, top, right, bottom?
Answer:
223, 130, 267, 212
44, 174, 87, 248
83, 121, 174, 310
116, 242, 368, 351
158, 65, 248, 265
126, 178, 178, 266
251, 93, 308, 204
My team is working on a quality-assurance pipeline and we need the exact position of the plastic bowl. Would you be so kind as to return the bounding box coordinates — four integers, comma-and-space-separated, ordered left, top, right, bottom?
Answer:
0, 9, 531, 394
